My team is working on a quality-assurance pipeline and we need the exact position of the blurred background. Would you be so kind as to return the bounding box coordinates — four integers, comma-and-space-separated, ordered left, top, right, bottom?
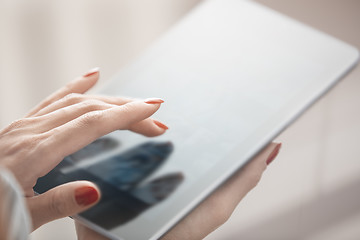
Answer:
0, 0, 359, 239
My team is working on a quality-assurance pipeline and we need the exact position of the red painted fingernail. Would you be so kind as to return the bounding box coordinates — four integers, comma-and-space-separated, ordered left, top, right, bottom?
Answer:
75, 186, 99, 206
83, 67, 100, 77
153, 120, 169, 130
266, 143, 282, 165
144, 98, 164, 104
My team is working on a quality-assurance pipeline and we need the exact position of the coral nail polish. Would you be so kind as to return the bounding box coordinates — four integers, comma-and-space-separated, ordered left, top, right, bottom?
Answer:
75, 186, 99, 206
153, 120, 169, 130
266, 143, 282, 165
83, 67, 100, 77
144, 98, 164, 104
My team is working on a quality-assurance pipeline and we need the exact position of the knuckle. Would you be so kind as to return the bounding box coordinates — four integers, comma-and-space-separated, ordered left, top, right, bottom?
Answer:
81, 100, 107, 111
120, 96, 137, 104
38, 99, 52, 109
64, 80, 75, 90
21, 136, 38, 148
62, 93, 83, 105
119, 103, 132, 114
1, 118, 36, 134
119, 104, 138, 126
217, 209, 232, 226
50, 190, 69, 216
213, 208, 231, 227
246, 170, 263, 189
6, 119, 27, 131
80, 111, 104, 126
206, 195, 232, 227
120, 102, 139, 118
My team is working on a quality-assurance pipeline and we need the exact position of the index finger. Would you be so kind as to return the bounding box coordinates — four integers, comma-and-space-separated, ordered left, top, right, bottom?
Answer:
43, 100, 163, 165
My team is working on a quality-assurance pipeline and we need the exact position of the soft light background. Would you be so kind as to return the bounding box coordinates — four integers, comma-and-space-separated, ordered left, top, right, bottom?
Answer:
0, 0, 359, 239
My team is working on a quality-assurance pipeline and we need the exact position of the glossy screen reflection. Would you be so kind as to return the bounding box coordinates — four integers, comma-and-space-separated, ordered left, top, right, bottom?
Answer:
35, 137, 184, 229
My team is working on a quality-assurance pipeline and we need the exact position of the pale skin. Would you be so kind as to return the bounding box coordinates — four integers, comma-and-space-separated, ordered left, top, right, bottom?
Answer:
0, 68, 281, 239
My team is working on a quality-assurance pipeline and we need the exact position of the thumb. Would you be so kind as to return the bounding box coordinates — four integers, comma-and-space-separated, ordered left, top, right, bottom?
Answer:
27, 181, 100, 230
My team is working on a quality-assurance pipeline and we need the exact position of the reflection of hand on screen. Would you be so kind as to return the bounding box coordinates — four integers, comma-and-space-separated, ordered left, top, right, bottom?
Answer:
69, 137, 119, 163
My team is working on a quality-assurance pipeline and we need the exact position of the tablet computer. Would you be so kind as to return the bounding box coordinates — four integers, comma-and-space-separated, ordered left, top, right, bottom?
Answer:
34, 0, 359, 239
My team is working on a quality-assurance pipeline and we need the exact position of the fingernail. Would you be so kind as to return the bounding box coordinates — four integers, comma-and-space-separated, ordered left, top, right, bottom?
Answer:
75, 186, 99, 206
144, 98, 164, 104
83, 67, 100, 77
266, 143, 282, 165
153, 120, 169, 130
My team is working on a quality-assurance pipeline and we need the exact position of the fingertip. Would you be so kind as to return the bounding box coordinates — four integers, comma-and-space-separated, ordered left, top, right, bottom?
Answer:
127, 100, 163, 119
144, 128, 167, 137
129, 119, 167, 137
75, 186, 99, 207
83, 67, 100, 78
153, 119, 169, 130
74, 181, 101, 207
144, 98, 164, 104
66, 71, 99, 95
245, 142, 281, 171
28, 181, 102, 230
71, 69, 100, 93
266, 142, 282, 165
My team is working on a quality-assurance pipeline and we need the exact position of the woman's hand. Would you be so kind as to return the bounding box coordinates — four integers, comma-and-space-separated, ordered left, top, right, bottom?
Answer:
75, 142, 281, 240
0, 68, 168, 230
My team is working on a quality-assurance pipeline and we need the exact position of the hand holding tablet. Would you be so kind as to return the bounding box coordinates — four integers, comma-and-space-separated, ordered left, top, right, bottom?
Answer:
71, 138, 281, 240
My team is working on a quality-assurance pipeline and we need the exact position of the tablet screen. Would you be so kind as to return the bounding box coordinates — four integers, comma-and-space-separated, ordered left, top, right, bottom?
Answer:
34, 0, 358, 239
